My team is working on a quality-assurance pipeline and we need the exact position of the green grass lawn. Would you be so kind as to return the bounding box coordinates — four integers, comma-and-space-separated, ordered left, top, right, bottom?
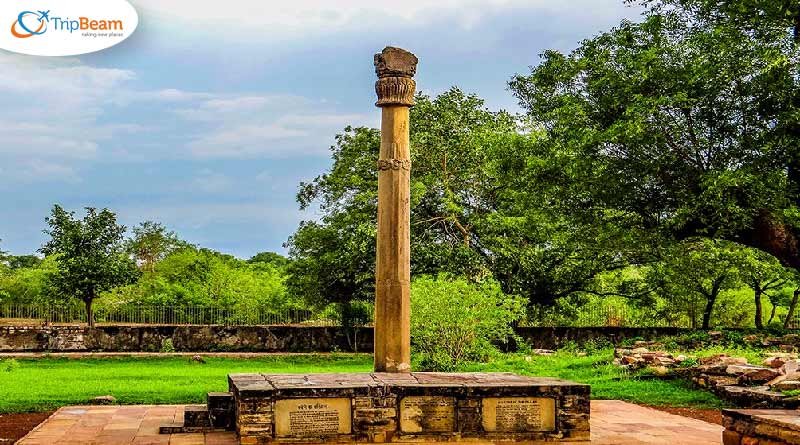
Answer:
0, 350, 724, 413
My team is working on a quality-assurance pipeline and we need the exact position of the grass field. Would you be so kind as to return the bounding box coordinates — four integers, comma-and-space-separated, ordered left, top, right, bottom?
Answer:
0, 350, 724, 413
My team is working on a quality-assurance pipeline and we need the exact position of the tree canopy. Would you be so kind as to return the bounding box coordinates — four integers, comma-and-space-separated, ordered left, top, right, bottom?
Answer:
40, 206, 140, 326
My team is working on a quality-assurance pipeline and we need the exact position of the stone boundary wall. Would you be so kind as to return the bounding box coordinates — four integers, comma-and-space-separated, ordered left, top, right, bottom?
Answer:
0, 325, 690, 353
0, 325, 373, 353
510, 326, 688, 350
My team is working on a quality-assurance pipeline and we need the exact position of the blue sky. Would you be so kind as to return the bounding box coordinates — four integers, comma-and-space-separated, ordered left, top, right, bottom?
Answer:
0, 0, 641, 258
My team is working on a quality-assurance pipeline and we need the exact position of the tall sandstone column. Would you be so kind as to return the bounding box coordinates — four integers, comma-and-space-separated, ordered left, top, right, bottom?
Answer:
373, 47, 417, 373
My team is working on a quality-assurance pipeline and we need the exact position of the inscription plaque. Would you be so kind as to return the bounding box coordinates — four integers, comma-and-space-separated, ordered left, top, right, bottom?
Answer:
275, 398, 352, 437
399, 396, 455, 433
481, 397, 556, 432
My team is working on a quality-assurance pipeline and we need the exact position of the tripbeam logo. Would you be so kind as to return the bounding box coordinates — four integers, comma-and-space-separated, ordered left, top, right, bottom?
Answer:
10, 10, 50, 38
0, 0, 138, 56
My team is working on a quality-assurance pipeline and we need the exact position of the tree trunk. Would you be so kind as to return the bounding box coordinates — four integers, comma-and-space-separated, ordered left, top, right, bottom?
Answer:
85, 298, 94, 328
737, 213, 800, 271
754, 288, 764, 329
701, 297, 715, 330
769, 303, 777, 325
701, 281, 723, 330
785, 288, 800, 329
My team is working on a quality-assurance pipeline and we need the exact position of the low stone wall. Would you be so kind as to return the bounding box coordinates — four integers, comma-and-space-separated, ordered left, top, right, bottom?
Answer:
0, 325, 692, 353
0, 325, 374, 353
510, 326, 687, 350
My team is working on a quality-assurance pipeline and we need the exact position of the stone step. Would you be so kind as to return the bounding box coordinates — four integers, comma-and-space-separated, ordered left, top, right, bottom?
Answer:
207, 392, 235, 430
159, 422, 184, 434
183, 404, 212, 428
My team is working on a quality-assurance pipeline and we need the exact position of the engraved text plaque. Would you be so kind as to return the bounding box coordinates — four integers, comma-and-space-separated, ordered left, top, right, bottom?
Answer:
481, 397, 556, 432
399, 396, 455, 433
275, 398, 352, 437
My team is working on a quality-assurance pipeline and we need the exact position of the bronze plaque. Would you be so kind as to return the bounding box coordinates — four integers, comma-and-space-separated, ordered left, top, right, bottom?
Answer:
274, 398, 352, 437
481, 397, 556, 432
399, 396, 455, 433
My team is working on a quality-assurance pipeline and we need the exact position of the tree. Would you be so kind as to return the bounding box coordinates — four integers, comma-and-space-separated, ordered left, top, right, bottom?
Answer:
785, 285, 800, 329
0, 256, 57, 305
248, 252, 289, 269
737, 248, 790, 328
287, 89, 634, 310
5, 255, 42, 270
126, 221, 186, 272
508, 0, 800, 295
649, 239, 742, 329
40, 206, 140, 327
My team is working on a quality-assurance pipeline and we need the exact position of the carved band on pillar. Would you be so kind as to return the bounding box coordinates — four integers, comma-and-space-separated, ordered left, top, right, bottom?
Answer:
375, 77, 416, 107
376, 158, 411, 171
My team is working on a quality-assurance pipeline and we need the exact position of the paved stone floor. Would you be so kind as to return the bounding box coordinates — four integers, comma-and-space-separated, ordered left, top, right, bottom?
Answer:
17, 400, 723, 445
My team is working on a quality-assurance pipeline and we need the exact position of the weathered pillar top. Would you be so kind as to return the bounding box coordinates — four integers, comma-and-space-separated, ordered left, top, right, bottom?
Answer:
374, 47, 418, 78
374, 46, 417, 107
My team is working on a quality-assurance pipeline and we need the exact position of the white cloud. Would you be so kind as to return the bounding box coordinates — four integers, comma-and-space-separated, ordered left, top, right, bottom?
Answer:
0, 54, 135, 165
1, 160, 82, 184
0, 49, 366, 182
131, 0, 632, 37
187, 112, 370, 158
190, 170, 234, 193
118, 202, 301, 228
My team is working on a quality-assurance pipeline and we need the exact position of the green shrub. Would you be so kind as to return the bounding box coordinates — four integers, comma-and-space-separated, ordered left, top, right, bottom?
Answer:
410, 274, 525, 371
160, 338, 175, 353
3, 359, 20, 372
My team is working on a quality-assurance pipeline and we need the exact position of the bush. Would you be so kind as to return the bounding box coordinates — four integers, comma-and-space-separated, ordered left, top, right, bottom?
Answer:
3, 359, 20, 372
411, 274, 525, 371
160, 338, 175, 353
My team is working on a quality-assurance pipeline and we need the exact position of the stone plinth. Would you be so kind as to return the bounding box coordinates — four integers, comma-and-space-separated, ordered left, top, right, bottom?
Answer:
722, 409, 800, 444
228, 372, 589, 444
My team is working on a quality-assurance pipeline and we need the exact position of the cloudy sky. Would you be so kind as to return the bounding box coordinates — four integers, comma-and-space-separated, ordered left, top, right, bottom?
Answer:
0, 0, 641, 258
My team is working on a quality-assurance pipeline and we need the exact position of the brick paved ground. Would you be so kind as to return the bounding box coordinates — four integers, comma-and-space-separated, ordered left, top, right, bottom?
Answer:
17, 400, 722, 445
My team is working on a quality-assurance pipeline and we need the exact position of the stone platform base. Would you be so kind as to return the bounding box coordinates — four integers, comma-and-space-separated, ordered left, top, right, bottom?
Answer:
722, 409, 800, 444
220, 372, 589, 444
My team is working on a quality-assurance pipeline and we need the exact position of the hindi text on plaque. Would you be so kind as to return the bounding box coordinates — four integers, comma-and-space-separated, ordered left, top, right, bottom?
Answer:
274, 398, 352, 437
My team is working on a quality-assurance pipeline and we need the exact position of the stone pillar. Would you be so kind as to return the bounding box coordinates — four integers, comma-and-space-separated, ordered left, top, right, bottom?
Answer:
373, 47, 418, 373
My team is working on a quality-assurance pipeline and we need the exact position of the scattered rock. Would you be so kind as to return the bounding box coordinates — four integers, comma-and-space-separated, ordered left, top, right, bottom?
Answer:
763, 356, 786, 369
90, 395, 116, 405
737, 368, 782, 386
614, 345, 800, 409
699, 354, 747, 366
191, 355, 206, 364
773, 380, 800, 392
650, 366, 670, 377
532, 349, 555, 356
743, 334, 761, 345
783, 360, 800, 375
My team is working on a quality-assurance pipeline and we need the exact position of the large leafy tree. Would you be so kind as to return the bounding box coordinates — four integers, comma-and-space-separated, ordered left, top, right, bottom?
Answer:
286, 89, 629, 309
40, 206, 139, 327
509, 0, 800, 286
737, 247, 792, 328
648, 240, 742, 329
126, 221, 187, 272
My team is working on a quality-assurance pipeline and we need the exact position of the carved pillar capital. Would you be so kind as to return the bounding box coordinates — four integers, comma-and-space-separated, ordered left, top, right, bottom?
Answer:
374, 47, 418, 107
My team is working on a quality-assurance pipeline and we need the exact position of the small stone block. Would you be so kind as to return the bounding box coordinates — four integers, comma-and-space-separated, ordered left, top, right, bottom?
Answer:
183, 404, 211, 428
159, 423, 184, 434
723, 430, 742, 445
